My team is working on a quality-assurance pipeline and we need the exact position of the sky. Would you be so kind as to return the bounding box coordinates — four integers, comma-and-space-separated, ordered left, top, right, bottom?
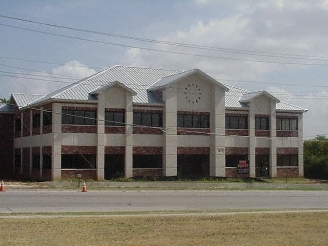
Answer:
0, 0, 328, 139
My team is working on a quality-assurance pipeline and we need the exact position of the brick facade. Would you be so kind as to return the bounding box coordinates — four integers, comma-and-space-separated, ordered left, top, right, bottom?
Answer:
277, 167, 299, 178
177, 147, 210, 155
133, 168, 163, 177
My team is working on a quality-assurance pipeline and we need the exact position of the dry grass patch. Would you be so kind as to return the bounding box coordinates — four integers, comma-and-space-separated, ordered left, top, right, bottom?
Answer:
1, 212, 328, 245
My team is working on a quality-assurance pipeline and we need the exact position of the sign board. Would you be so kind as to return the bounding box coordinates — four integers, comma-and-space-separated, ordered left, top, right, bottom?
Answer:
237, 160, 249, 174
217, 147, 225, 154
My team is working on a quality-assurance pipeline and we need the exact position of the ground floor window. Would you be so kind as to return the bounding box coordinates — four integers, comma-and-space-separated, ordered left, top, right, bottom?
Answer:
105, 154, 124, 179
277, 155, 298, 166
61, 154, 96, 169
43, 155, 52, 169
177, 154, 209, 178
226, 155, 248, 167
32, 155, 40, 169
15, 155, 21, 169
133, 155, 162, 168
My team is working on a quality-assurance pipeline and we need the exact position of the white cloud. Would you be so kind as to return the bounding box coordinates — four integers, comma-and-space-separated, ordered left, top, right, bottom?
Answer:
2, 61, 95, 97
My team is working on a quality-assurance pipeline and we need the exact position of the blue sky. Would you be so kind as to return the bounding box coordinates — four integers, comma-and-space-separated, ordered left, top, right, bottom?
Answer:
1, 0, 328, 139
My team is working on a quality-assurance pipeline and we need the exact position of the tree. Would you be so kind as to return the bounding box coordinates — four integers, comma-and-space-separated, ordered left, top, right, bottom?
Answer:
304, 135, 328, 179
0, 98, 8, 104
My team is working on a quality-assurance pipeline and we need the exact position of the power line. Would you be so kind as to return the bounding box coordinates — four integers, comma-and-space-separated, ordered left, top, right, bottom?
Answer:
2, 14, 328, 62
2, 22, 328, 66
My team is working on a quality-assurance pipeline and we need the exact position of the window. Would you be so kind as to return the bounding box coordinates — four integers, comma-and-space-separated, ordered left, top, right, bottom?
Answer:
43, 111, 52, 126
15, 119, 21, 132
105, 111, 125, 126
226, 116, 248, 129
61, 154, 96, 169
43, 155, 52, 169
276, 118, 298, 131
226, 155, 248, 167
32, 114, 41, 128
32, 155, 40, 169
255, 117, 269, 130
133, 155, 162, 168
277, 155, 298, 166
177, 114, 210, 128
62, 110, 97, 125
133, 112, 162, 127
15, 155, 21, 168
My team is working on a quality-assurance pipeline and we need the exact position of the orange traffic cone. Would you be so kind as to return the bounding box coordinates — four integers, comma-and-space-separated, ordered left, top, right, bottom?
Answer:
0, 181, 5, 192
82, 182, 87, 192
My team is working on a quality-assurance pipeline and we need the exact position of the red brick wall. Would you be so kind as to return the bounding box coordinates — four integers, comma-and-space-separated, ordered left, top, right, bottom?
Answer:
177, 128, 210, 135
133, 147, 163, 155
226, 129, 249, 136
255, 130, 270, 137
256, 148, 270, 155
133, 126, 163, 135
277, 167, 299, 178
105, 146, 125, 154
62, 125, 97, 133
105, 126, 125, 134
177, 147, 210, 155
276, 131, 298, 137
225, 147, 248, 155
277, 148, 298, 155
43, 125, 52, 134
61, 146, 97, 154
133, 168, 163, 177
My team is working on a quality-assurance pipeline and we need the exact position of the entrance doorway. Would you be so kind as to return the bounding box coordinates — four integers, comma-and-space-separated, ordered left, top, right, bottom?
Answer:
105, 154, 124, 179
177, 154, 209, 179
255, 155, 270, 177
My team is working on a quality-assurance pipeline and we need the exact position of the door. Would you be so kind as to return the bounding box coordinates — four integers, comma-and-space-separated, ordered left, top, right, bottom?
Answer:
255, 155, 270, 177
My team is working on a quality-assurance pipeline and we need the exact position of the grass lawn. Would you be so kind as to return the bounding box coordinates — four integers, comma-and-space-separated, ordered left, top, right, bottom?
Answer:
1, 211, 328, 245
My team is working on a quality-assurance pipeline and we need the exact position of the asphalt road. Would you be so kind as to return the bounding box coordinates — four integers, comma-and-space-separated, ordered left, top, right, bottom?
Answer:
1, 190, 328, 213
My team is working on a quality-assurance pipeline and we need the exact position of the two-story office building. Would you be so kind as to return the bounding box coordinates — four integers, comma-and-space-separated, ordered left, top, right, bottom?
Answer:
7, 65, 307, 181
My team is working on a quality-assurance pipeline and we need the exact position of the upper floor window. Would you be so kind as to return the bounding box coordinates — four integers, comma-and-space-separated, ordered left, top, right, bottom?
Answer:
105, 111, 125, 126
32, 113, 41, 128
15, 118, 21, 132
43, 111, 52, 126
226, 115, 248, 129
62, 110, 97, 125
276, 118, 298, 131
255, 117, 269, 130
177, 114, 210, 128
133, 112, 162, 127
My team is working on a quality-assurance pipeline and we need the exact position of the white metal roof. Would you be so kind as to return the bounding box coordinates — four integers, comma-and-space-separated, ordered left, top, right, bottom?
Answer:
11, 65, 307, 113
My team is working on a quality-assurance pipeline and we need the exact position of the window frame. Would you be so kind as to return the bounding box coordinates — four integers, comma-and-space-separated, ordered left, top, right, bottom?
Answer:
225, 115, 248, 129
277, 154, 298, 166
133, 112, 163, 127
32, 113, 41, 129
105, 111, 125, 126
255, 116, 269, 130
177, 114, 210, 128
62, 110, 97, 125
276, 118, 298, 131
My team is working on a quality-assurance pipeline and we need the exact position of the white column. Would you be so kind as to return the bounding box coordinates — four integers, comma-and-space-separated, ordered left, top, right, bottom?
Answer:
97, 99, 105, 181
210, 85, 226, 177
125, 94, 134, 178
52, 103, 62, 180
249, 105, 256, 177
270, 101, 277, 177
163, 85, 178, 177
298, 113, 304, 177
